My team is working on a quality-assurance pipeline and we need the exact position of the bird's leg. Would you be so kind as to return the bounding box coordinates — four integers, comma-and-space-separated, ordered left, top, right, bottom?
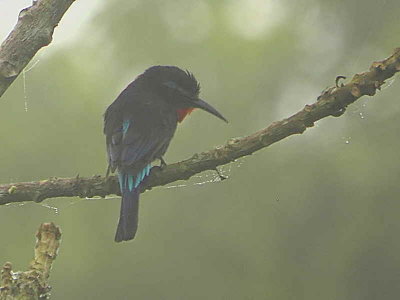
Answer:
214, 167, 227, 181
105, 165, 111, 178
148, 157, 167, 176
160, 157, 167, 169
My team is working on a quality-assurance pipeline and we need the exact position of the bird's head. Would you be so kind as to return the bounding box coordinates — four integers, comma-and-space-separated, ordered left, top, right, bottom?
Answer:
139, 66, 228, 123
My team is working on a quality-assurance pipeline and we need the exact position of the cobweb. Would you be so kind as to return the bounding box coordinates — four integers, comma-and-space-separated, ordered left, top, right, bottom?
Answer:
22, 59, 40, 112
164, 158, 245, 190
4, 198, 70, 215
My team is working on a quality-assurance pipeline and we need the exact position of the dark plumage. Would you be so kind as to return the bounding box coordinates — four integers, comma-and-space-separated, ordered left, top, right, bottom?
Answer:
104, 66, 227, 242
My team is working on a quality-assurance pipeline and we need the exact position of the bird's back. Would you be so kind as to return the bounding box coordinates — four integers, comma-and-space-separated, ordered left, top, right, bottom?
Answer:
104, 81, 178, 174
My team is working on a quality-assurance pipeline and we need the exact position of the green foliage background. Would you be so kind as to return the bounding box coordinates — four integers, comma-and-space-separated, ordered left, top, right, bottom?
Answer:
1, 0, 400, 299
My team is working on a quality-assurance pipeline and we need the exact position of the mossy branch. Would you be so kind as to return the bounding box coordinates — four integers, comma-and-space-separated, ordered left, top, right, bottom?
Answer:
1, 48, 399, 205
0, 223, 62, 300
0, 0, 76, 98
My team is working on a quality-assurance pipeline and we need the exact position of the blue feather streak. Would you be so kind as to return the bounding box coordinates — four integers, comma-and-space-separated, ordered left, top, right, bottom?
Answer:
128, 175, 134, 191
122, 120, 130, 136
118, 173, 124, 191
118, 163, 152, 192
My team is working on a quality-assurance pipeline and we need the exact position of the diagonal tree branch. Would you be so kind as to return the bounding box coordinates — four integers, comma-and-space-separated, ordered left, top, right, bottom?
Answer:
1, 48, 400, 205
0, 0, 76, 98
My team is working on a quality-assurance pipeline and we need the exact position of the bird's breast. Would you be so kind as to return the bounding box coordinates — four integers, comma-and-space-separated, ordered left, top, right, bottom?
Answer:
177, 108, 195, 123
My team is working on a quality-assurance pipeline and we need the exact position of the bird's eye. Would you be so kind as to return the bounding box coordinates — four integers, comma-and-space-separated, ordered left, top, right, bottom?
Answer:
163, 81, 178, 89
162, 81, 192, 99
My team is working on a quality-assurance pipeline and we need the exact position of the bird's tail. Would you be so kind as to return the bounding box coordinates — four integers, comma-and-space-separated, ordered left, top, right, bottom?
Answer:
115, 187, 140, 242
115, 164, 151, 242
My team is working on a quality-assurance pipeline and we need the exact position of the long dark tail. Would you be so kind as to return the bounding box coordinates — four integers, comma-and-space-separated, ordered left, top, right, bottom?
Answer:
114, 165, 151, 242
115, 187, 140, 242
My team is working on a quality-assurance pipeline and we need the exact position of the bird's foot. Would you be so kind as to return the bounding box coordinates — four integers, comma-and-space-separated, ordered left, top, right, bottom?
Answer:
160, 157, 167, 169
105, 165, 111, 178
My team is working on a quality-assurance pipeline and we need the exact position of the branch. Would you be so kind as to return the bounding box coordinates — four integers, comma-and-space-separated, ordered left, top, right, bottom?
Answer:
1, 48, 400, 205
0, 0, 76, 98
0, 223, 62, 300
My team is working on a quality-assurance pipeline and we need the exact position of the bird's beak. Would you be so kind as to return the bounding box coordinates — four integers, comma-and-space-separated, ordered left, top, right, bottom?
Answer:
191, 98, 228, 123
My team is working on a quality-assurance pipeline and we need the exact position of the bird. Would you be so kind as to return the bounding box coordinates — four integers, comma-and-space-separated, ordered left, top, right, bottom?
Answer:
104, 66, 227, 242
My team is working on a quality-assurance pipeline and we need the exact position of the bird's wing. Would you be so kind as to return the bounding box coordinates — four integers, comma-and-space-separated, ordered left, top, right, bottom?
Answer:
120, 121, 171, 167
104, 100, 123, 172
105, 117, 174, 173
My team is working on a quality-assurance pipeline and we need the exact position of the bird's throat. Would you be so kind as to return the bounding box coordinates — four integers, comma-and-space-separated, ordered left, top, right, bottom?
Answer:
177, 108, 195, 122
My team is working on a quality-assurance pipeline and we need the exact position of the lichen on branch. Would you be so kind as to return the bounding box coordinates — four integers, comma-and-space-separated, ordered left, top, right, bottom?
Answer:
0, 223, 61, 300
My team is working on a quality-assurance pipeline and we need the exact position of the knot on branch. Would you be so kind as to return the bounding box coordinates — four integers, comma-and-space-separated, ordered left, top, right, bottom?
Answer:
350, 75, 378, 97
0, 60, 19, 79
36, 29, 53, 47
18, 7, 34, 21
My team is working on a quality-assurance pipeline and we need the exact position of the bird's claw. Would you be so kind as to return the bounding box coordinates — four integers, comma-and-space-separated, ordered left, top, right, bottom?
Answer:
160, 157, 167, 169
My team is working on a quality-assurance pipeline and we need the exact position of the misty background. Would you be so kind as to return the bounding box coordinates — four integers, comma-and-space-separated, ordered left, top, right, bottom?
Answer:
1, 0, 400, 299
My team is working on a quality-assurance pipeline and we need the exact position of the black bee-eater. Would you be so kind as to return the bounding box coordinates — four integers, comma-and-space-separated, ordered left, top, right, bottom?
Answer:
104, 66, 227, 242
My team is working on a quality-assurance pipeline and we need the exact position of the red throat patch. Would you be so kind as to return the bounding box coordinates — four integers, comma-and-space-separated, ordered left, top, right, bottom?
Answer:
177, 108, 195, 122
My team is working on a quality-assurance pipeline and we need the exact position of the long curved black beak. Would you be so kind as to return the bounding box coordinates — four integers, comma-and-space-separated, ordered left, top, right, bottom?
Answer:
191, 98, 228, 123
